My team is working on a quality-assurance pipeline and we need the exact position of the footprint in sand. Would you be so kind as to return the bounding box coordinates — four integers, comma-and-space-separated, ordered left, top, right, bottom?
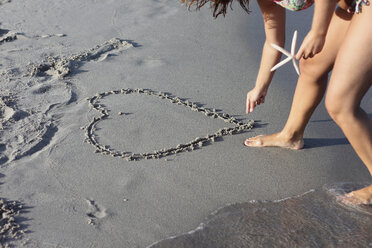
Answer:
85, 199, 107, 226
0, 38, 134, 166
29, 38, 134, 78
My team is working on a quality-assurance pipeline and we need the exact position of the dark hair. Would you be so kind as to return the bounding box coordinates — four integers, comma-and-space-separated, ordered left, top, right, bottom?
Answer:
181, 0, 250, 18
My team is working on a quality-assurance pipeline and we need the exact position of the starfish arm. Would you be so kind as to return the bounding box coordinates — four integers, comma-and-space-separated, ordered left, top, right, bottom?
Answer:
271, 43, 292, 58
291, 30, 298, 56
292, 58, 300, 75
270, 57, 292, 72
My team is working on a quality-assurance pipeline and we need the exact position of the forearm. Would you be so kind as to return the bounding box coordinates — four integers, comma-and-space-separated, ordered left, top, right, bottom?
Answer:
255, 40, 283, 91
255, 0, 286, 91
312, 0, 337, 35
247, 39, 283, 113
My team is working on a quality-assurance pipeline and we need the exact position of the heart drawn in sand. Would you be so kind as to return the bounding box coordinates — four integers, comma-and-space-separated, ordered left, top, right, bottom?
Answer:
83, 88, 254, 161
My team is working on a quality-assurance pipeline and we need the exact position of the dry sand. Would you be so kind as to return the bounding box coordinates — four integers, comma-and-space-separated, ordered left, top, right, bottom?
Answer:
0, 0, 371, 247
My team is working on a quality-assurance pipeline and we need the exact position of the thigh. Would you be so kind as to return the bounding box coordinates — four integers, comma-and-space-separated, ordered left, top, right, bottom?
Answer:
327, 5, 372, 110
299, 6, 352, 76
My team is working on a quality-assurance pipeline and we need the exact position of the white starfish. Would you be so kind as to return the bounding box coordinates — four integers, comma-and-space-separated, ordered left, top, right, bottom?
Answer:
270, 30, 300, 76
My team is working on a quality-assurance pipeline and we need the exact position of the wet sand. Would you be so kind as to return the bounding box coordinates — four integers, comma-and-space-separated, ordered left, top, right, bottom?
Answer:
0, 0, 371, 247
149, 183, 372, 248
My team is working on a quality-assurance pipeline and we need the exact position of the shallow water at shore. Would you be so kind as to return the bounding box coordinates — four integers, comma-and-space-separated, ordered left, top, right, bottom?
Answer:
149, 183, 372, 248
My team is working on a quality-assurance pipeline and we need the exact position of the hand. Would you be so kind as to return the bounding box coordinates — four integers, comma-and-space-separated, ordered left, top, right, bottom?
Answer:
246, 87, 267, 114
295, 30, 326, 60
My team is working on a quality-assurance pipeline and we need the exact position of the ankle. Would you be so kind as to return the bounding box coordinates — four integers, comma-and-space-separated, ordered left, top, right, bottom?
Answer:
279, 130, 303, 142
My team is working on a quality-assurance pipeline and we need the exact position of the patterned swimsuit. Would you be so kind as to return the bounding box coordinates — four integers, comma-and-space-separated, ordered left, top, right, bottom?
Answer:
274, 0, 369, 13
274, 0, 314, 11
348, 0, 370, 13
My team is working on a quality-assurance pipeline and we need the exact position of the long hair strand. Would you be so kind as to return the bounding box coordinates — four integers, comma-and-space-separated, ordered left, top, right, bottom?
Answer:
181, 0, 250, 18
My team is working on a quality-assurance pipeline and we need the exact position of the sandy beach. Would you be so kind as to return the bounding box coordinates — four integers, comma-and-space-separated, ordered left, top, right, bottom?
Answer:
1, 0, 372, 247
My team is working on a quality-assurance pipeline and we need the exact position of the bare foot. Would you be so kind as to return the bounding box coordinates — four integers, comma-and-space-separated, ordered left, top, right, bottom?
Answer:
244, 133, 304, 150
338, 184, 372, 205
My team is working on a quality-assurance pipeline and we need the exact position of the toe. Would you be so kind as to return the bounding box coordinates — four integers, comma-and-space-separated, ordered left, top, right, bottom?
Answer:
338, 192, 366, 205
244, 138, 263, 147
245, 135, 263, 143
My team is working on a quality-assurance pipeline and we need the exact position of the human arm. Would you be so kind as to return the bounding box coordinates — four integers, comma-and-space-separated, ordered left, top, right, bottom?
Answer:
246, 0, 286, 113
295, 0, 337, 59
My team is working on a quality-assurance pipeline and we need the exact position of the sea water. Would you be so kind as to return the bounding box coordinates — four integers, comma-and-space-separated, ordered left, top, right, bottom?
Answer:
149, 183, 372, 248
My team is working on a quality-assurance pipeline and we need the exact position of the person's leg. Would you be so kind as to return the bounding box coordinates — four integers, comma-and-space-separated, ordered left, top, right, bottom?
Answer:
245, 7, 352, 149
325, 4, 372, 205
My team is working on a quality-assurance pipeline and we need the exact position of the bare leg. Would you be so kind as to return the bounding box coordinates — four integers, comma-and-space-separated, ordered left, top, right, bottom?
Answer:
245, 7, 352, 149
325, 5, 372, 205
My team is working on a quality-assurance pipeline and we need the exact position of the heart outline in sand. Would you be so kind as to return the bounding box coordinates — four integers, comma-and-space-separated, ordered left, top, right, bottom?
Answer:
83, 88, 254, 161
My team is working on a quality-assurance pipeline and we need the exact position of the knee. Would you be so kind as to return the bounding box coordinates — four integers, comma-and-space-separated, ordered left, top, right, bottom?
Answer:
325, 90, 346, 122
299, 58, 328, 82
325, 95, 339, 120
